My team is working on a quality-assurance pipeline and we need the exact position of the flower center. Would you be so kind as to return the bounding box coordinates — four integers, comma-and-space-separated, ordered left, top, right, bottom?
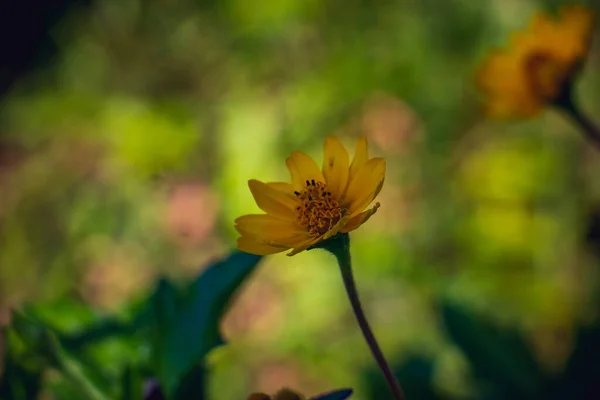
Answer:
294, 179, 346, 235
524, 52, 574, 101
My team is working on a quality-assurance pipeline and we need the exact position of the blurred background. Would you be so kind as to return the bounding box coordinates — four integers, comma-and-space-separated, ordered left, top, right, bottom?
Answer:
1, 0, 600, 398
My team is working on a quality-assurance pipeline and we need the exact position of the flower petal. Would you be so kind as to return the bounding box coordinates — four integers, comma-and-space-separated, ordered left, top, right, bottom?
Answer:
248, 179, 296, 219
476, 49, 542, 119
341, 203, 380, 233
286, 151, 325, 191
235, 214, 311, 247
343, 158, 385, 215
237, 236, 287, 255
349, 137, 369, 180
266, 182, 297, 203
322, 215, 351, 240
322, 137, 349, 199
285, 215, 350, 256
286, 236, 321, 256
267, 182, 295, 196
560, 4, 595, 48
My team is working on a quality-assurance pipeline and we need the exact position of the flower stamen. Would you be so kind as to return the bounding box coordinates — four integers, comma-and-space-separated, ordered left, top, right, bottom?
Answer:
294, 180, 346, 235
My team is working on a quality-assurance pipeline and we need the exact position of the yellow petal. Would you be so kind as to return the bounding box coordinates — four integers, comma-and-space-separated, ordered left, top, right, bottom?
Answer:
235, 214, 311, 247
343, 158, 386, 215
322, 137, 350, 199
476, 48, 543, 119
266, 182, 296, 203
474, 3, 597, 122
486, 98, 542, 119
285, 215, 350, 256
349, 137, 369, 180
476, 51, 513, 92
286, 236, 321, 256
322, 215, 350, 240
267, 182, 295, 196
286, 152, 325, 191
248, 180, 296, 219
560, 4, 595, 45
341, 203, 380, 233
237, 236, 287, 255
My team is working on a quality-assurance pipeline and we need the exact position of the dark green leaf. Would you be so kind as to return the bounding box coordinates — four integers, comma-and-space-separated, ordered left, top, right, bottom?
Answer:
19, 295, 146, 351
149, 278, 182, 382
60, 317, 139, 350
0, 332, 44, 400
441, 301, 544, 399
5, 311, 112, 400
551, 323, 600, 399
395, 357, 442, 400
173, 364, 206, 400
120, 365, 144, 400
152, 251, 262, 395
363, 354, 451, 400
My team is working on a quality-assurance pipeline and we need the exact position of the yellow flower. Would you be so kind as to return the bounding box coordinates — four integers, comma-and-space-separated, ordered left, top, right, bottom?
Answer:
476, 4, 596, 119
247, 388, 306, 400
235, 137, 385, 256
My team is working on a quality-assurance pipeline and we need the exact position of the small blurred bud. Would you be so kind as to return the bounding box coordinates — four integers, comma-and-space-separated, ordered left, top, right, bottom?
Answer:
273, 388, 306, 400
248, 387, 352, 400
247, 393, 271, 400
247, 388, 307, 400
143, 379, 166, 400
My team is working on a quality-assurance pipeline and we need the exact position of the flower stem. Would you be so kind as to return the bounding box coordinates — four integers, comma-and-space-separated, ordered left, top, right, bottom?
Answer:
48, 336, 109, 400
554, 92, 600, 151
324, 234, 406, 400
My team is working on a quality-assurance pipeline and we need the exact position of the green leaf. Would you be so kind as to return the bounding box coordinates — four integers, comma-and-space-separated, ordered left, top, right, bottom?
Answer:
149, 278, 183, 379
173, 364, 206, 400
312, 388, 353, 400
60, 317, 140, 350
441, 301, 544, 399
363, 354, 450, 400
152, 251, 262, 395
0, 333, 44, 400
395, 356, 445, 400
6, 311, 112, 400
119, 365, 144, 400
552, 323, 600, 399
55, 294, 154, 350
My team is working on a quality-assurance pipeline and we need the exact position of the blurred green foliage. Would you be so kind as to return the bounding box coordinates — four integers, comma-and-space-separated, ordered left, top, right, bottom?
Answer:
2, 251, 261, 399
0, 0, 600, 398
362, 301, 600, 400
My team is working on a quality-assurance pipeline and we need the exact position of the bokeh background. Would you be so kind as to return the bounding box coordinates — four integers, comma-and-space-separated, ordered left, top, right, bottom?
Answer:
1, 0, 600, 398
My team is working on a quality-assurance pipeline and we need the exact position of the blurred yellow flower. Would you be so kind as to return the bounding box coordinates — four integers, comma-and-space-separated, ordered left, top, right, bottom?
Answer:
235, 137, 385, 256
247, 388, 306, 400
476, 4, 596, 119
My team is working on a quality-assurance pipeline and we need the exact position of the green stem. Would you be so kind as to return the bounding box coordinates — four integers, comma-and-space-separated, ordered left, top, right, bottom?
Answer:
48, 336, 110, 400
554, 91, 600, 151
324, 234, 406, 400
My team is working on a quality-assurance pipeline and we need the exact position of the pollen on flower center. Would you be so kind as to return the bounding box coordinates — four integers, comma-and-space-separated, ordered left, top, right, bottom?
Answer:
294, 179, 346, 236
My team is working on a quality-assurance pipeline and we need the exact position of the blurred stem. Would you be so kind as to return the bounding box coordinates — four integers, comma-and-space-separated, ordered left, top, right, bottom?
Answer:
323, 233, 406, 400
554, 90, 600, 151
48, 337, 110, 400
